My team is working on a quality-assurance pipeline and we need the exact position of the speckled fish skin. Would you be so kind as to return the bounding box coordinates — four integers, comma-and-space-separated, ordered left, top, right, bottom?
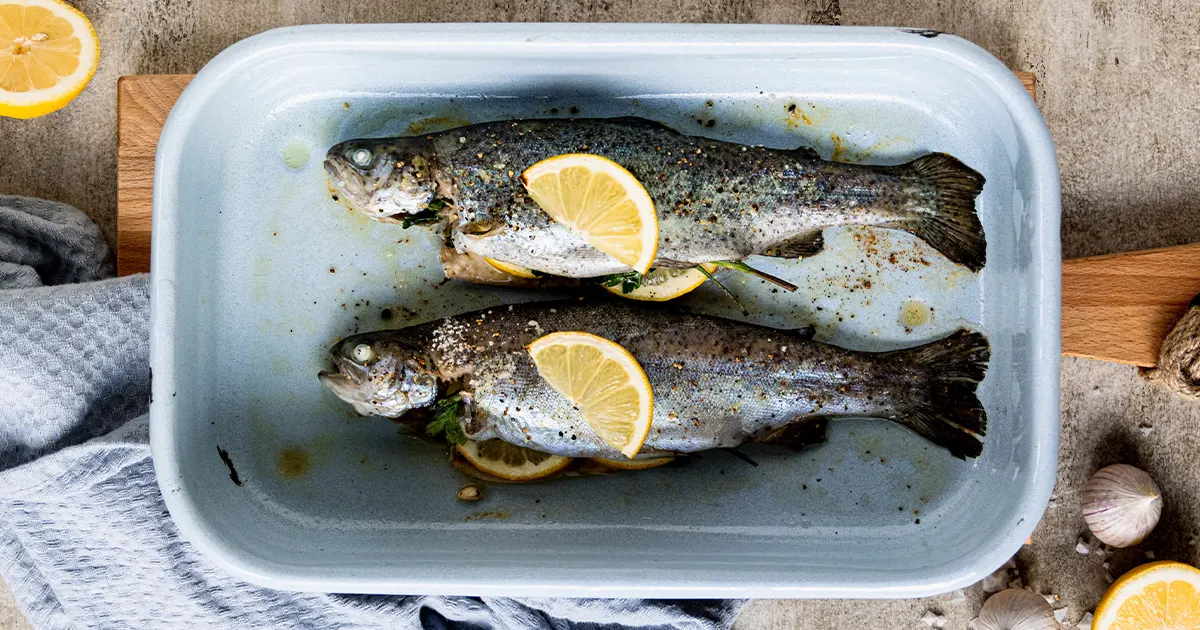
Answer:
325, 117, 987, 279
342, 300, 989, 459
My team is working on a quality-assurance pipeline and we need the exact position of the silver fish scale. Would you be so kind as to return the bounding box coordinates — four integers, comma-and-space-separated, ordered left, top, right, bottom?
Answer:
409, 300, 927, 459
429, 118, 916, 277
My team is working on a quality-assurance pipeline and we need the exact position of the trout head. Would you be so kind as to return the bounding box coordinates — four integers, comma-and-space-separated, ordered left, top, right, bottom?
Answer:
318, 331, 439, 417
324, 137, 440, 223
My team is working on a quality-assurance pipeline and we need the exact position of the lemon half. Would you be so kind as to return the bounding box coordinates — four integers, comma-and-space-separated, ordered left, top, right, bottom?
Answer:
521, 153, 659, 275
593, 456, 674, 470
605, 264, 719, 301
456, 439, 571, 482
1094, 561, 1200, 629
527, 331, 654, 459
484, 257, 538, 279
0, 0, 99, 119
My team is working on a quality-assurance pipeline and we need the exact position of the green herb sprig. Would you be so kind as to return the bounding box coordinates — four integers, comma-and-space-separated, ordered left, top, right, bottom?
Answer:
696, 265, 748, 315
599, 270, 644, 294
400, 198, 450, 229
711, 260, 798, 292
425, 393, 467, 445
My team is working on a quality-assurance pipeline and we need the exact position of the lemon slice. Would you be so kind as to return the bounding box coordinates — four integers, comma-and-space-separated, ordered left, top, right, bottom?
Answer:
593, 456, 674, 470
605, 264, 719, 301
521, 154, 658, 274
1094, 561, 1200, 629
484, 257, 538, 279
0, 0, 99, 119
527, 331, 654, 458
456, 439, 571, 482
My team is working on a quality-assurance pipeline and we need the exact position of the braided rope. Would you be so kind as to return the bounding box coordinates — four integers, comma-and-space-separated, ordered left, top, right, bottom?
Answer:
1144, 294, 1200, 399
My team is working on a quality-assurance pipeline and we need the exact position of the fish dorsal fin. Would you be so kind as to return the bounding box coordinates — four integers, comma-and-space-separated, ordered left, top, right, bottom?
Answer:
764, 230, 825, 259
792, 146, 821, 161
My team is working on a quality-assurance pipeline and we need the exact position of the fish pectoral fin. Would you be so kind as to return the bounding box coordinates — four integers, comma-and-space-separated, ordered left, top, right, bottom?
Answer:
458, 220, 503, 237
458, 394, 492, 438
752, 417, 830, 450
764, 230, 825, 259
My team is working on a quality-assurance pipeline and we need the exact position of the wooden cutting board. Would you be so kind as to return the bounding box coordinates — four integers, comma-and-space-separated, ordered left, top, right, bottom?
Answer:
117, 72, 1200, 368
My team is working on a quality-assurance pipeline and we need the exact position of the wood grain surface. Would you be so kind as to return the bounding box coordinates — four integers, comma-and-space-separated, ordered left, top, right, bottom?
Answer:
1062, 244, 1200, 367
112, 71, 1200, 368
116, 74, 193, 276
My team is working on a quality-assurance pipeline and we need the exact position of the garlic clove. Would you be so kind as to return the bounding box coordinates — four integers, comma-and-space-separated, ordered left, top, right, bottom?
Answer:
1082, 464, 1163, 548
456, 483, 484, 502
976, 589, 1058, 630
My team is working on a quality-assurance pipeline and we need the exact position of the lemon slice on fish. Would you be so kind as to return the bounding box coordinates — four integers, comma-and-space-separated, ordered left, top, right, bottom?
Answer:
1094, 561, 1200, 630
605, 264, 719, 301
456, 439, 571, 482
521, 154, 658, 275
484, 257, 538, 279
0, 0, 99, 119
528, 331, 654, 459
593, 456, 674, 470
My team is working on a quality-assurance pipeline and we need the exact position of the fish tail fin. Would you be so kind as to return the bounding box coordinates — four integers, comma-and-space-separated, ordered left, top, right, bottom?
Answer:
892, 153, 987, 271
893, 330, 990, 459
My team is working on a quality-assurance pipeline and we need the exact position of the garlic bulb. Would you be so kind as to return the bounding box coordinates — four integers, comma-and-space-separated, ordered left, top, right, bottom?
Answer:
976, 589, 1057, 630
1083, 464, 1162, 547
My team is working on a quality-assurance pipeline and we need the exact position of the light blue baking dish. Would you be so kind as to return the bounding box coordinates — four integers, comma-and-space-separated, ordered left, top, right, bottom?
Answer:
149, 23, 1060, 597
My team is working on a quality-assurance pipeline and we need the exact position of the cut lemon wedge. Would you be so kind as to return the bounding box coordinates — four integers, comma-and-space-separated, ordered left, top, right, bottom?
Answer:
593, 456, 674, 470
484, 257, 538, 279
528, 331, 654, 459
0, 0, 99, 119
605, 264, 719, 301
456, 439, 570, 482
521, 153, 658, 274
1094, 561, 1200, 629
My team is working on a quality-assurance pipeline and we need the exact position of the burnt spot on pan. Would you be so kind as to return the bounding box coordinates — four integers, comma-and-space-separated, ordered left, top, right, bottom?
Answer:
217, 446, 243, 486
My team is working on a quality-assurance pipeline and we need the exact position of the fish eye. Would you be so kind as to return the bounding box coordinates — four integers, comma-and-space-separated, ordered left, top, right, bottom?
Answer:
352, 343, 373, 362
350, 148, 372, 167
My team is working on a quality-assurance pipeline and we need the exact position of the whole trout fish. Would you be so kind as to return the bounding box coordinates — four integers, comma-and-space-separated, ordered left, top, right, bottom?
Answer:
324, 117, 987, 284
319, 301, 990, 459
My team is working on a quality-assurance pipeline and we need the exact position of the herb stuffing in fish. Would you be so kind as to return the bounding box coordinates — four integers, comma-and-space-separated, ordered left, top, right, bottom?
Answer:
324, 117, 987, 286
319, 300, 990, 460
